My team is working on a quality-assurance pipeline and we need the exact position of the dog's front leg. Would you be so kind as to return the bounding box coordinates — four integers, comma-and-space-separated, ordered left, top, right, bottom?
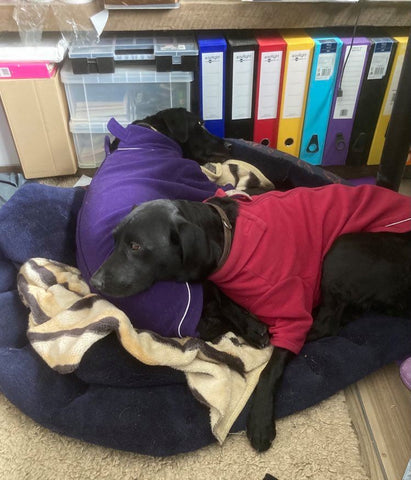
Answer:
247, 347, 294, 452
198, 281, 270, 348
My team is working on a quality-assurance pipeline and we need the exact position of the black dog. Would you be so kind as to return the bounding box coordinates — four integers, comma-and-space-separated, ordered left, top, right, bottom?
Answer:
91, 191, 411, 452
90, 196, 295, 451
309, 230, 411, 341
109, 107, 231, 165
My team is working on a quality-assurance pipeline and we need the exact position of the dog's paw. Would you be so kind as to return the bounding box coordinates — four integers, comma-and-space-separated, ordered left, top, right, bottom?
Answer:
246, 410, 276, 452
197, 315, 230, 341
243, 321, 270, 349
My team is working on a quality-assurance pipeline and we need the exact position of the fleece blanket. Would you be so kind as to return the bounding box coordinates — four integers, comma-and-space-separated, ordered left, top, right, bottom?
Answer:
17, 257, 272, 444
1, 138, 411, 456
201, 159, 275, 191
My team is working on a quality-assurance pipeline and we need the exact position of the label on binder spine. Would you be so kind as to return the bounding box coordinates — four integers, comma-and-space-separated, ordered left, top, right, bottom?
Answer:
283, 49, 310, 119
231, 50, 255, 120
383, 54, 405, 116
367, 42, 392, 80
201, 52, 224, 121
333, 44, 368, 120
257, 50, 283, 120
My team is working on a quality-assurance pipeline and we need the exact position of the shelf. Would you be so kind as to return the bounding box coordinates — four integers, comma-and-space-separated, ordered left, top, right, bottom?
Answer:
1, 0, 411, 32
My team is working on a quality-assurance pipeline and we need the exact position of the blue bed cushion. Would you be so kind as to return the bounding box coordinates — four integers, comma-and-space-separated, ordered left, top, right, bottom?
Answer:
0, 139, 410, 457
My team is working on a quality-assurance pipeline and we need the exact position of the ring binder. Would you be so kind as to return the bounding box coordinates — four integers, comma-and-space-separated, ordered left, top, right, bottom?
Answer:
198, 34, 227, 138
253, 32, 286, 148
276, 30, 314, 157
346, 35, 397, 166
323, 36, 370, 166
367, 32, 408, 165
299, 32, 343, 165
225, 32, 258, 140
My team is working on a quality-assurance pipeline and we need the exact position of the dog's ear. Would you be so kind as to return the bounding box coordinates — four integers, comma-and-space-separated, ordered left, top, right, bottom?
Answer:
176, 219, 220, 279
173, 217, 215, 277
162, 109, 190, 144
177, 220, 205, 266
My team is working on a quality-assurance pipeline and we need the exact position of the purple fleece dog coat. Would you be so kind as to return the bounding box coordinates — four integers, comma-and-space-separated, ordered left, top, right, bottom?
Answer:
76, 118, 220, 338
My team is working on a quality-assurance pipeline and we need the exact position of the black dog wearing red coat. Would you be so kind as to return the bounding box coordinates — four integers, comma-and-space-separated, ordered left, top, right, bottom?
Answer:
91, 183, 411, 452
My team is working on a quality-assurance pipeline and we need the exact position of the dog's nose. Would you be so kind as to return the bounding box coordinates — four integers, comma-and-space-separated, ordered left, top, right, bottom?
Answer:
224, 141, 232, 152
90, 273, 104, 291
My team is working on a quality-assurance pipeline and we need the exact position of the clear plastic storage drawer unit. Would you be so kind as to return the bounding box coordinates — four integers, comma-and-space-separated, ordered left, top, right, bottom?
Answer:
70, 120, 116, 169
61, 60, 194, 123
68, 33, 198, 74
68, 34, 156, 74
154, 34, 198, 72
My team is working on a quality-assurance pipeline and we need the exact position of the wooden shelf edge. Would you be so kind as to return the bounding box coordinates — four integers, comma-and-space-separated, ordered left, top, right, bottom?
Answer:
1, 1, 411, 32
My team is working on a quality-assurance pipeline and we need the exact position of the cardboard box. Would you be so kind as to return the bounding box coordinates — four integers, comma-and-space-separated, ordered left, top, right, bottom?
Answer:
0, 72, 77, 179
0, 100, 19, 167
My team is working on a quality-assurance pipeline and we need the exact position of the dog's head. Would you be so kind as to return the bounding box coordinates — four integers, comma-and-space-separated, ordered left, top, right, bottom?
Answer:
111, 108, 231, 164
90, 199, 218, 297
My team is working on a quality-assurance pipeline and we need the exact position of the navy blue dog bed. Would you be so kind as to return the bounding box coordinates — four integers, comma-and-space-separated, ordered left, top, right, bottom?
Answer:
1, 138, 411, 457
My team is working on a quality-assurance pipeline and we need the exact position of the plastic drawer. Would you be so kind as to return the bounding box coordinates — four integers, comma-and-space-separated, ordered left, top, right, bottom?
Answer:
70, 121, 116, 169
61, 60, 193, 123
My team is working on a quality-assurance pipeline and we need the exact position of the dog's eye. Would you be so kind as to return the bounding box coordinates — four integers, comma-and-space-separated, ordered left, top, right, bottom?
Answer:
130, 241, 141, 251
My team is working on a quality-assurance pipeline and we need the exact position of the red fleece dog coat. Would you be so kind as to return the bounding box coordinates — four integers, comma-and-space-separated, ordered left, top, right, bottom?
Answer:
209, 185, 411, 354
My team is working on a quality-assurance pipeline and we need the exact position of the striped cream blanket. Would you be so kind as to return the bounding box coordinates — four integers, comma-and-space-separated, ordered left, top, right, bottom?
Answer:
17, 258, 273, 444
201, 159, 275, 192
